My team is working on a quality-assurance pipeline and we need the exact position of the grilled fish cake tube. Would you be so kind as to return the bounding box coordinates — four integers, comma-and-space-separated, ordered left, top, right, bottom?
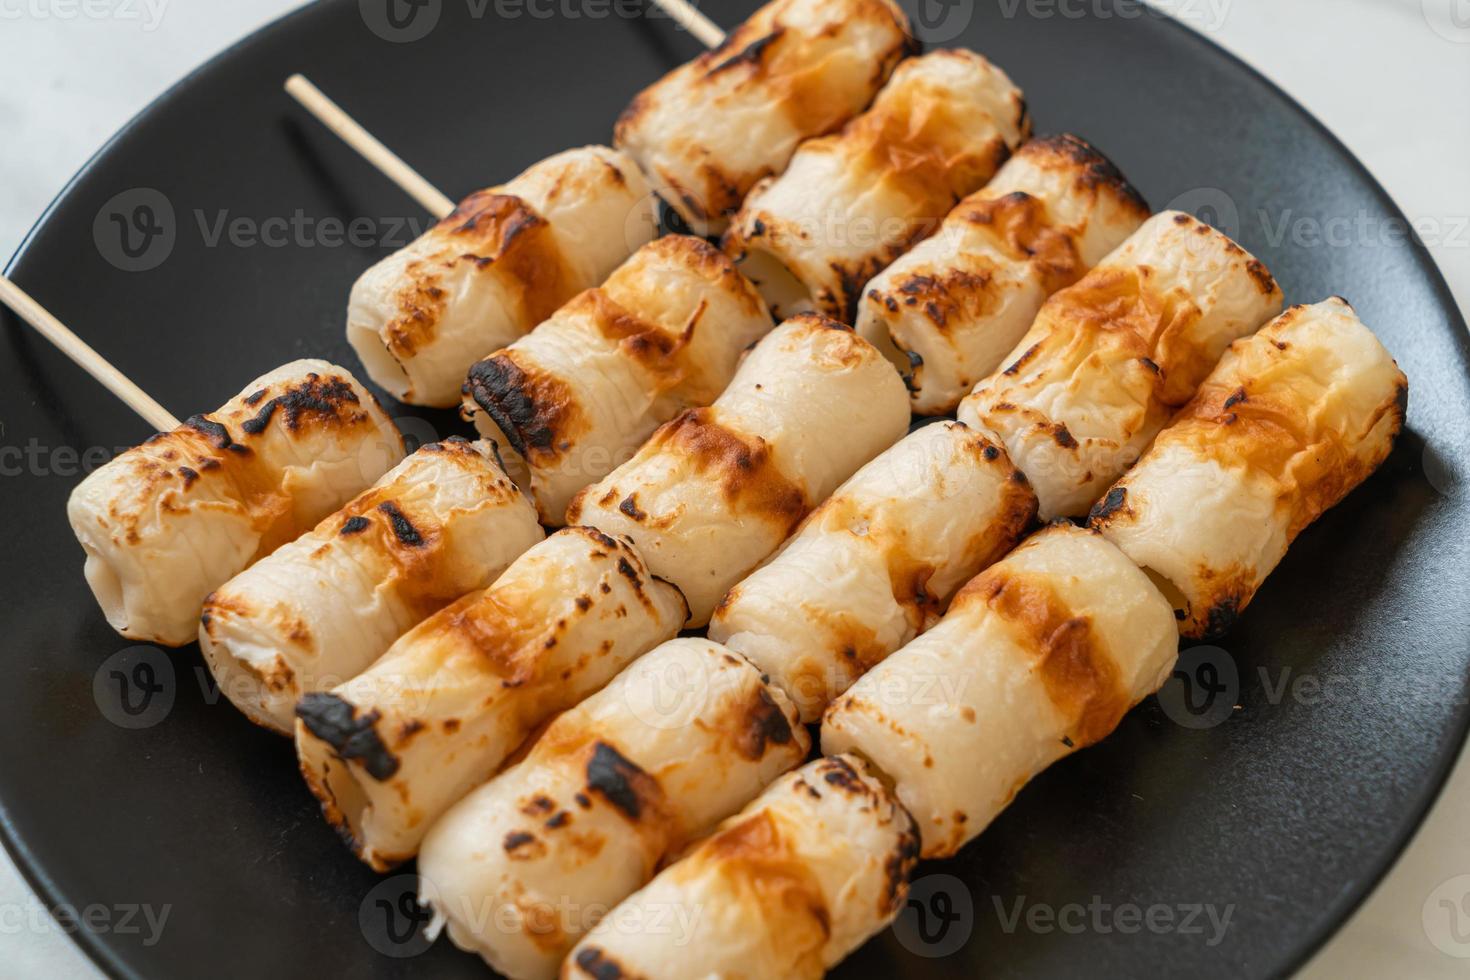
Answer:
66, 359, 404, 647
566, 314, 910, 626
723, 49, 1030, 322
858, 134, 1151, 415
200, 438, 543, 734
462, 235, 773, 524
293, 527, 686, 870
614, 0, 915, 234
418, 638, 809, 980
821, 523, 1178, 859
348, 146, 656, 407
956, 210, 1285, 519
708, 420, 1037, 721
1090, 297, 1407, 639
562, 754, 919, 980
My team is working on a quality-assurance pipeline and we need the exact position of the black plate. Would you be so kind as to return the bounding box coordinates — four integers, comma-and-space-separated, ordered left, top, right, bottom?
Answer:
3, 1, 1468, 977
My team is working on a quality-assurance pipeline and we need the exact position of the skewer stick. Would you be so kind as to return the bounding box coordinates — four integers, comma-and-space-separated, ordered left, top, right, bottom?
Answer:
284, 74, 457, 220
648, 0, 725, 47
0, 275, 181, 432
285, 4, 722, 217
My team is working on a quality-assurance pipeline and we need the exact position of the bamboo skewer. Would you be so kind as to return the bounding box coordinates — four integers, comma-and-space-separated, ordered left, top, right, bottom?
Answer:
284, 3, 722, 213
649, 0, 726, 47
0, 275, 180, 432
284, 74, 456, 220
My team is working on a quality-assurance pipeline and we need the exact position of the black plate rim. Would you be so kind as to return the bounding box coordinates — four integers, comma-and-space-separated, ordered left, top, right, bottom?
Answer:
3, 3, 1467, 978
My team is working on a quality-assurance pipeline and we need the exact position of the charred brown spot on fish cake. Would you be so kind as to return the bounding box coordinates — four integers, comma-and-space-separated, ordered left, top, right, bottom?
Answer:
296, 693, 400, 780
464, 352, 583, 463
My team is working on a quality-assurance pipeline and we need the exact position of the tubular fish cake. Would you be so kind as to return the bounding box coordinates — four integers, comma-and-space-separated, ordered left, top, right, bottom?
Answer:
462, 235, 773, 523
614, 0, 915, 233
957, 210, 1284, 519
821, 523, 1178, 859
709, 420, 1037, 721
858, 134, 1151, 415
1091, 297, 1407, 639
724, 49, 1030, 322
348, 146, 655, 406
66, 359, 404, 647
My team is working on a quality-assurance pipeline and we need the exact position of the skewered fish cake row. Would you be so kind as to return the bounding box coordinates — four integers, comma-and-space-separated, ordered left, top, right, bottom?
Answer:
295, 526, 688, 871
349, 146, 657, 407
568, 313, 911, 625
67, 359, 404, 647
614, 0, 917, 234
558, 301, 1404, 977
461, 235, 773, 525
959, 209, 1286, 518
200, 437, 543, 733
725, 48, 1032, 322
858, 133, 1153, 415
823, 298, 1406, 859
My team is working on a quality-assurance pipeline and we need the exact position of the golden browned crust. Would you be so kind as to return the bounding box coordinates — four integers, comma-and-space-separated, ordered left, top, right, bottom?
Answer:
591, 408, 809, 533
956, 566, 1127, 747
385, 193, 573, 360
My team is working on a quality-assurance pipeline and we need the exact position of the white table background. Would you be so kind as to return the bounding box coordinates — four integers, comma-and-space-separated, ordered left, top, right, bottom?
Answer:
1, 1, 1467, 976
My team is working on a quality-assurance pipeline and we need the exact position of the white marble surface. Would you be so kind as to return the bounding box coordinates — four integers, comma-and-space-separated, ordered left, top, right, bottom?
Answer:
0, 0, 1467, 976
